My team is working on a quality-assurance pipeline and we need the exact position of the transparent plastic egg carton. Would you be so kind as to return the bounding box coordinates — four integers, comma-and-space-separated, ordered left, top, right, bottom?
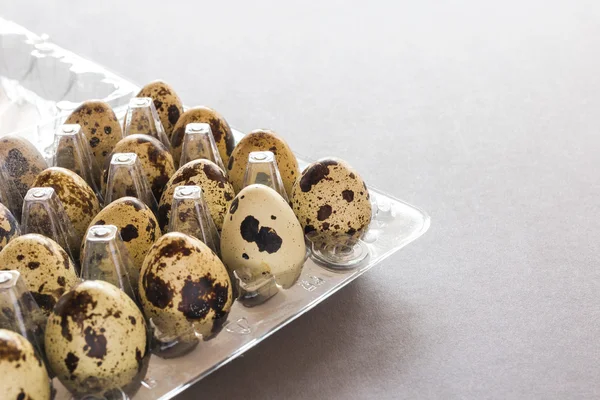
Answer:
0, 17, 430, 400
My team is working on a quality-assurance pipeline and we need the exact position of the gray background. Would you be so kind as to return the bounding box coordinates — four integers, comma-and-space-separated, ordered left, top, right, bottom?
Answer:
2, 1, 599, 398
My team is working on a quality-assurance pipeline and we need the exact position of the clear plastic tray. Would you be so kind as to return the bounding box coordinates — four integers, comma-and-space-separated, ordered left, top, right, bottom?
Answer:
0, 17, 430, 400
0, 16, 137, 149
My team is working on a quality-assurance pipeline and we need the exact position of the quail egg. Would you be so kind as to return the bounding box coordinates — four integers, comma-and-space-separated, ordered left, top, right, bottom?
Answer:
65, 100, 124, 168
0, 329, 51, 400
84, 197, 159, 272
45, 280, 148, 395
139, 232, 233, 340
0, 202, 19, 251
227, 129, 299, 198
221, 184, 306, 289
33, 167, 101, 245
0, 234, 78, 315
135, 80, 183, 138
291, 158, 372, 243
0, 135, 48, 216
158, 159, 234, 232
170, 106, 235, 167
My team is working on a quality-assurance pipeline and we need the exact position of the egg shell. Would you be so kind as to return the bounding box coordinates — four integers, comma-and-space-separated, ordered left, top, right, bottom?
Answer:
158, 159, 235, 232
227, 129, 299, 198
0, 135, 48, 210
104, 134, 175, 201
45, 280, 147, 395
170, 106, 235, 167
65, 100, 124, 168
0, 234, 78, 315
139, 232, 233, 339
33, 167, 101, 245
0, 202, 19, 251
221, 184, 306, 288
83, 197, 159, 272
0, 329, 51, 400
135, 80, 183, 137
291, 158, 372, 242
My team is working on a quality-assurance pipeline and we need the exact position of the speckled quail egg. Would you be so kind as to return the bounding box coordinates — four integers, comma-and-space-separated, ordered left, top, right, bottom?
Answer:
0, 234, 78, 315
135, 80, 183, 138
33, 167, 101, 245
291, 158, 372, 243
0, 136, 48, 215
139, 232, 233, 340
158, 159, 235, 232
170, 106, 235, 167
0, 202, 19, 251
45, 280, 148, 395
102, 134, 175, 201
64, 100, 124, 168
221, 184, 306, 289
227, 129, 299, 198
83, 197, 159, 272
0, 329, 51, 400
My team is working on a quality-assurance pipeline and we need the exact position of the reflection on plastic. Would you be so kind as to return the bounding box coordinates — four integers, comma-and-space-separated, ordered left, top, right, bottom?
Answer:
81, 225, 139, 303
53, 124, 103, 202
21, 187, 80, 266
0, 270, 49, 370
180, 123, 226, 172
104, 153, 158, 213
123, 97, 170, 149
168, 186, 220, 255
242, 151, 288, 202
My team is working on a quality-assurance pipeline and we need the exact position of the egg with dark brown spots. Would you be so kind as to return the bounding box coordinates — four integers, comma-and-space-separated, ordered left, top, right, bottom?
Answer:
0, 135, 48, 216
0, 234, 78, 315
158, 159, 235, 232
83, 197, 159, 272
221, 184, 305, 289
103, 134, 175, 201
227, 129, 299, 198
33, 167, 101, 245
139, 232, 233, 340
0, 202, 19, 251
135, 80, 183, 138
0, 329, 51, 400
65, 100, 124, 167
170, 106, 235, 167
291, 158, 372, 244
45, 280, 147, 395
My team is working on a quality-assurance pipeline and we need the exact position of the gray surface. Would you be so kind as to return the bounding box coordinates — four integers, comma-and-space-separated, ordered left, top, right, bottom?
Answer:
2, 1, 599, 398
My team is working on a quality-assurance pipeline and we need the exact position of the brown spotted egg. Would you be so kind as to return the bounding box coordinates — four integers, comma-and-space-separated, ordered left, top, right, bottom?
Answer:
170, 106, 235, 167
0, 202, 19, 251
0, 329, 51, 400
227, 129, 299, 198
0, 136, 48, 215
103, 134, 175, 201
291, 158, 372, 243
45, 280, 147, 395
33, 167, 101, 245
158, 159, 235, 232
65, 100, 124, 168
139, 232, 233, 340
135, 80, 183, 138
83, 197, 159, 272
0, 234, 78, 315
221, 184, 306, 289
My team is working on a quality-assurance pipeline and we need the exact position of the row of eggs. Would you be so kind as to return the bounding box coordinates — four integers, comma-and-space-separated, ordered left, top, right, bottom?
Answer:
0, 80, 373, 398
